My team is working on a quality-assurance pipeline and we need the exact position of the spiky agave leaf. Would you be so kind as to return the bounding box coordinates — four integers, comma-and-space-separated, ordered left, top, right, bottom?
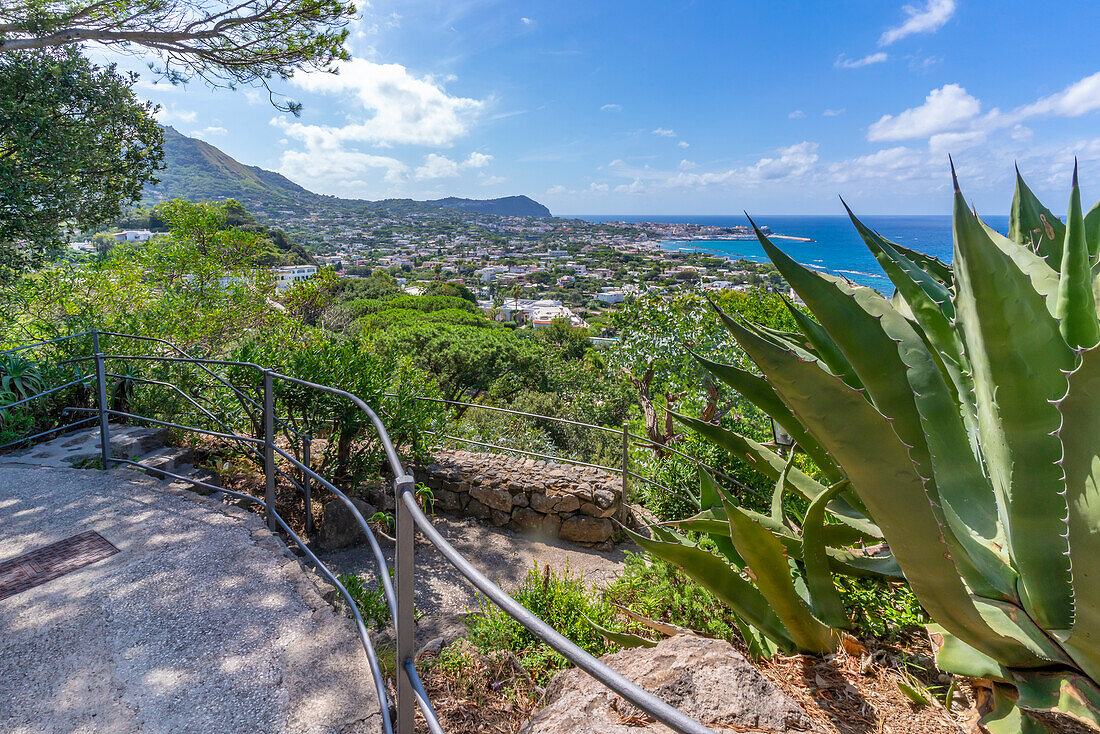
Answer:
1010, 165, 1067, 266
1057, 163, 1100, 350
952, 170, 1075, 630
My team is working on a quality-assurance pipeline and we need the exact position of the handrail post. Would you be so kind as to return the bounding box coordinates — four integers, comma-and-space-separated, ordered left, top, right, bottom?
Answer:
395, 474, 416, 733
263, 370, 276, 530
302, 435, 312, 535
620, 422, 629, 525
92, 329, 111, 470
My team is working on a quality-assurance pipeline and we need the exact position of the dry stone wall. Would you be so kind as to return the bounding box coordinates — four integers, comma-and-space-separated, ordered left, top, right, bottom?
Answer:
415, 449, 623, 545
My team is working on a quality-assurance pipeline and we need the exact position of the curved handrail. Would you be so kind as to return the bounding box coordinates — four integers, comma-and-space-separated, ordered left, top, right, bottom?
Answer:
1, 331, 717, 734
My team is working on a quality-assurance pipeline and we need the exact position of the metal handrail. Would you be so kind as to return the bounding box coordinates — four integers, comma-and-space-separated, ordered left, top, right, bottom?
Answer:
0, 330, 716, 734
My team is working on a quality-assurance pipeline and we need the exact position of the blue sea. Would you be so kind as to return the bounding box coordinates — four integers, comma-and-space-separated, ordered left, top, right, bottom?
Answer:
571, 214, 1011, 290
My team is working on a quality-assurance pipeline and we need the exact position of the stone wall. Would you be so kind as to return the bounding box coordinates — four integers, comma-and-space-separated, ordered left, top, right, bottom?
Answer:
415, 449, 623, 545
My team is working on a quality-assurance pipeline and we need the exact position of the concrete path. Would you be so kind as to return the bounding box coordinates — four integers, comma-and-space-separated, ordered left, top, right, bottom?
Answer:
0, 464, 382, 734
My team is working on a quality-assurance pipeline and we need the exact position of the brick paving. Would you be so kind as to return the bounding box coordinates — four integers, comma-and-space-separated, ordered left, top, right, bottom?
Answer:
0, 530, 118, 601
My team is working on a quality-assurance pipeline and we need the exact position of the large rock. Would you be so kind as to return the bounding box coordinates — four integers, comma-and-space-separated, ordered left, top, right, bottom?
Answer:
470, 485, 513, 512
318, 497, 378, 550
559, 515, 614, 543
522, 635, 811, 733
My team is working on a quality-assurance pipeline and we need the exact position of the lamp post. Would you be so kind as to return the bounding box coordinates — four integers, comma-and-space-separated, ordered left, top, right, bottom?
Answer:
771, 418, 795, 457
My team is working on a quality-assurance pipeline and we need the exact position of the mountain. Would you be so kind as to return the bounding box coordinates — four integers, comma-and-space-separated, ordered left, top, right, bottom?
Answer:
427, 196, 551, 218
146, 127, 317, 212
146, 127, 552, 218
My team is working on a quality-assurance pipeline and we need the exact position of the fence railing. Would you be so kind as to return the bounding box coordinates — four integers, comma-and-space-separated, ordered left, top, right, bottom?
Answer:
416, 394, 767, 505
0, 330, 715, 734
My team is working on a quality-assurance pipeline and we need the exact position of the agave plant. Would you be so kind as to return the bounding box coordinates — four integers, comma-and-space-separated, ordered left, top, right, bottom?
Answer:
0, 354, 45, 402
638, 162, 1100, 732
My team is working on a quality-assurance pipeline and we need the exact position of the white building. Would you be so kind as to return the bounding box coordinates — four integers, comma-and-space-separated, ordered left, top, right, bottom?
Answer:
596, 290, 625, 304
273, 265, 318, 292
112, 230, 156, 242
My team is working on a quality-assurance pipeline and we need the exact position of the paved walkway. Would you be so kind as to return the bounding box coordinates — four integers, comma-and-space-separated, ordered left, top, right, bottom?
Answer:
0, 464, 382, 734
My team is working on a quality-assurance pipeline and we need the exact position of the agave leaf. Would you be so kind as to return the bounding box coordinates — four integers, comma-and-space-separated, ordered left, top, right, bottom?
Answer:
715, 307, 1048, 667
953, 176, 1075, 630
1057, 165, 1100, 349
1013, 671, 1100, 731
691, 352, 845, 482
983, 684, 1057, 734
1054, 344, 1100, 682
673, 410, 879, 538
698, 469, 747, 566
755, 225, 1014, 601
928, 623, 1011, 681
1010, 167, 1067, 266
1085, 199, 1100, 263
771, 452, 794, 523
581, 615, 658, 649
844, 201, 954, 320
979, 216, 1060, 315
801, 481, 850, 628
888, 240, 955, 286
621, 525, 797, 651
721, 499, 837, 653
754, 323, 818, 355
782, 300, 864, 390
736, 618, 780, 661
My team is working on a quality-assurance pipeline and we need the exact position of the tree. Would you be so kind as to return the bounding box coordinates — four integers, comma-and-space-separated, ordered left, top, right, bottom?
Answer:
0, 48, 162, 278
0, 0, 355, 111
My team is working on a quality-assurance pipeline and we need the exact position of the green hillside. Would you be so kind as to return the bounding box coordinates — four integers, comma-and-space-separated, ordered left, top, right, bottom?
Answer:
144, 127, 553, 218
144, 126, 317, 213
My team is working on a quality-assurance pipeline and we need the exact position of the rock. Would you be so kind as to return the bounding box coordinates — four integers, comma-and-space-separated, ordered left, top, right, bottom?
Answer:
529, 493, 558, 514
512, 507, 562, 536
465, 498, 492, 519
555, 494, 581, 513
434, 488, 462, 511
579, 501, 617, 519
559, 516, 614, 543
522, 636, 812, 733
318, 497, 378, 550
594, 488, 617, 510
416, 637, 445, 659
470, 485, 513, 512
511, 492, 529, 508
490, 509, 511, 527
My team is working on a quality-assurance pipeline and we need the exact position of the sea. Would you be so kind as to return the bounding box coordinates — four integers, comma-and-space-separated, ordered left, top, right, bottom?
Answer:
571, 214, 1012, 291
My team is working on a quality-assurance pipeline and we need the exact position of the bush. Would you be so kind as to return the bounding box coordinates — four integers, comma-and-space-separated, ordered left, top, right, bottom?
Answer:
467, 562, 622, 684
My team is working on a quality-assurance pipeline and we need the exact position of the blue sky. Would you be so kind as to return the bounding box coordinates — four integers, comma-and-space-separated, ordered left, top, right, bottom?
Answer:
119, 0, 1100, 215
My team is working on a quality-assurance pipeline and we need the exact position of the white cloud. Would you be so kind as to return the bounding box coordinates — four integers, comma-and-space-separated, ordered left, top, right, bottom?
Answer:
608, 142, 821, 193
880, 0, 956, 46
415, 153, 461, 179
521, 17, 533, 25
546, 184, 568, 195
589, 182, 609, 193
652, 127, 677, 137
823, 108, 846, 117
928, 130, 987, 155
196, 126, 227, 136
154, 106, 197, 124
479, 174, 505, 186
828, 146, 926, 183
789, 110, 806, 119
278, 148, 408, 194
679, 160, 697, 170
464, 152, 493, 168
601, 103, 622, 112
244, 90, 263, 105
286, 58, 484, 147
867, 83, 980, 141
1011, 125, 1034, 142
1015, 71, 1100, 120
835, 52, 888, 69
678, 140, 690, 148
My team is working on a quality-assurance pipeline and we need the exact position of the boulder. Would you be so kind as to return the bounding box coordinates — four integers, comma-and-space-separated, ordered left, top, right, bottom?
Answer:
512, 507, 562, 536
318, 497, 378, 550
522, 636, 811, 733
559, 516, 614, 543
